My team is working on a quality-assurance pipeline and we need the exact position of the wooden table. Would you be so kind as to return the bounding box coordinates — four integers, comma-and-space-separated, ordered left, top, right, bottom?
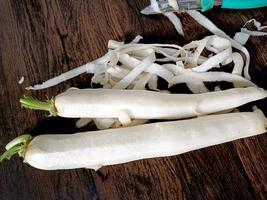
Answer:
0, 1, 266, 199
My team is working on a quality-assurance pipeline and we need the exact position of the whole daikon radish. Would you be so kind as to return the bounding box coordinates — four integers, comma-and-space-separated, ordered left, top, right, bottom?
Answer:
1, 109, 266, 170
20, 87, 267, 120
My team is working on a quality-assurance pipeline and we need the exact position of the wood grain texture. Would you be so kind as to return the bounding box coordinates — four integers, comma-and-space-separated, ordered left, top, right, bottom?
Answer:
0, 1, 266, 199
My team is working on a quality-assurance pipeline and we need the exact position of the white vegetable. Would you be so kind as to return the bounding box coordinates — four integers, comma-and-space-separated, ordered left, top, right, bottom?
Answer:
24, 22, 261, 129
191, 36, 232, 72
133, 73, 152, 90
148, 74, 158, 90
186, 10, 251, 80
20, 87, 267, 120
75, 118, 92, 128
18, 76, 25, 85
2, 110, 266, 170
164, 12, 184, 36
25, 34, 252, 106
145, 5, 265, 81
234, 32, 250, 45
243, 19, 267, 31
241, 28, 267, 37
93, 118, 115, 130
169, 71, 255, 88
27, 34, 248, 92
231, 53, 244, 76
150, 0, 183, 35
112, 53, 155, 89
26, 54, 109, 90
234, 19, 267, 45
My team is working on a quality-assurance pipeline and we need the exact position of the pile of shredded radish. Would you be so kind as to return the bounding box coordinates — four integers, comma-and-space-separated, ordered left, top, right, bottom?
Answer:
26, 6, 265, 130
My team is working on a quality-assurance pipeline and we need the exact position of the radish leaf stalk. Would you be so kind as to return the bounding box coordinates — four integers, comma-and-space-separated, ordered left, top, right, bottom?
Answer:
20, 95, 57, 116
0, 134, 32, 162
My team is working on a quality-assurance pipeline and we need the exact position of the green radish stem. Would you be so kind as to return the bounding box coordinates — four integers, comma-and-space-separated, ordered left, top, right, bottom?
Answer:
20, 95, 57, 116
0, 134, 32, 162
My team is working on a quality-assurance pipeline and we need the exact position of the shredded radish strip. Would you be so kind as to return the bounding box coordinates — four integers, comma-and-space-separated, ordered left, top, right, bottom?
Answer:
27, 55, 109, 90
76, 118, 92, 128
118, 110, 132, 126
18, 76, 25, 84
112, 53, 155, 89
93, 118, 115, 130
241, 28, 267, 36
169, 71, 255, 88
192, 36, 232, 72
164, 12, 184, 36
243, 19, 267, 31
148, 74, 158, 91
234, 32, 250, 45
133, 73, 152, 90
232, 53, 244, 76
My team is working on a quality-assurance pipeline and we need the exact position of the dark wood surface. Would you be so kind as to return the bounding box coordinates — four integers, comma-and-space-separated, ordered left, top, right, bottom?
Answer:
0, 1, 266, 199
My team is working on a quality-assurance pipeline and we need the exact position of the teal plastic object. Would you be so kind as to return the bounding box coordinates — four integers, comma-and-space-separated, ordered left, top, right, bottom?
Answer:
201, 0, 214, 11
201, 0, 267, 11
222, 0, 267, 9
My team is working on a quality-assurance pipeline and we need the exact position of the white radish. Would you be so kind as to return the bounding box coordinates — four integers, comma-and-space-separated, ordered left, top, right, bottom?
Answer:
1, 109, 266, 170
20, 87, 267, 120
